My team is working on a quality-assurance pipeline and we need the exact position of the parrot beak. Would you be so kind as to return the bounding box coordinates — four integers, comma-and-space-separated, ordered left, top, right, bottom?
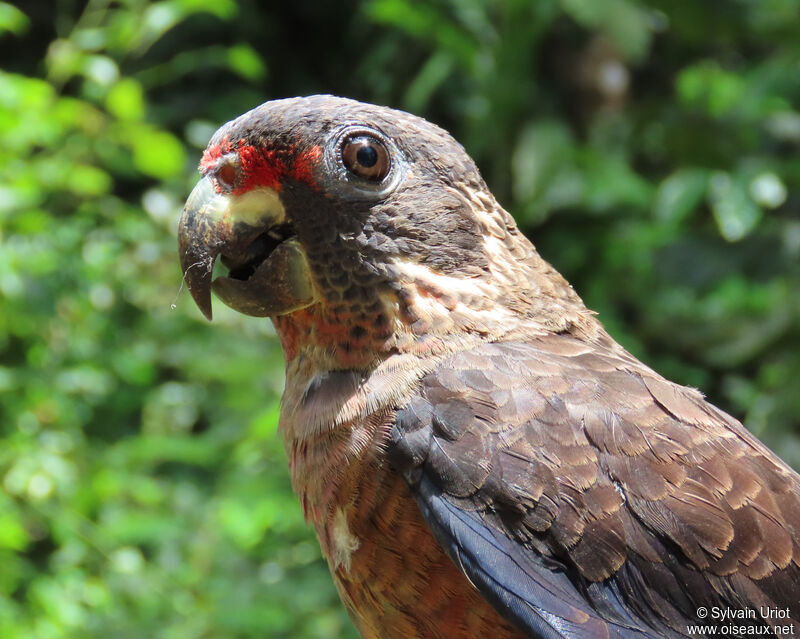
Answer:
178, 175, 316, 320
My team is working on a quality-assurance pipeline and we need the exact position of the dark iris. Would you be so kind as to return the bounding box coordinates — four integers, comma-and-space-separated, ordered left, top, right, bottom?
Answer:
341, 134, 391, 182
356, 145, 378, 168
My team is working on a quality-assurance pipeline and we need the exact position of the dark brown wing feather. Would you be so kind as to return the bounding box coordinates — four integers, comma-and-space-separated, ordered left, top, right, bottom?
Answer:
390, 334, 800, 638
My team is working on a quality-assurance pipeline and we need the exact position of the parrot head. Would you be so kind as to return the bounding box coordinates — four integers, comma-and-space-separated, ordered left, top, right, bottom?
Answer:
179, 96, 588, 365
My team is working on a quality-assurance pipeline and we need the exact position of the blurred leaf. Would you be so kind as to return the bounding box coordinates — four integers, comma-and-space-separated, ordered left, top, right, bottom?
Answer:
66, 165, 113, 196
105, 78, 145, 121
0, 2, 30, 35
677, 62, 747, 117
559, 0, 653, 61
130, 127, 186, 178
765, 111, 800, 142
0, 512, 29, 551
366, 0, 477, 66
512, 120, 582, 222
83, 55, 120, 88
141, 0, 238, 51
227, 44, 267, 81
708, 171, 763, 241
749, 172, 787, 209
654, 168, 708, 223
404, 50, 454, 112
579, 150, 653, 212
46, 39, 85, 83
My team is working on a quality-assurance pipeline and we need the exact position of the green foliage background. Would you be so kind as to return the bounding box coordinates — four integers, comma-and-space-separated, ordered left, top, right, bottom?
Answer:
1, 0, 798, 637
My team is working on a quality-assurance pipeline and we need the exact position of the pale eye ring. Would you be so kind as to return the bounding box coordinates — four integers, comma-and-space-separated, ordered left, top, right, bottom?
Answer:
340, 135, 391, 181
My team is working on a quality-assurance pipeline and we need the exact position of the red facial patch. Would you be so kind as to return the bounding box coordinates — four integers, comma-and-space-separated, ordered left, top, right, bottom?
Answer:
237, 143, 286, 192
199, 134, 231, 173
291, 146, 323, 186
200, 138, 321, 194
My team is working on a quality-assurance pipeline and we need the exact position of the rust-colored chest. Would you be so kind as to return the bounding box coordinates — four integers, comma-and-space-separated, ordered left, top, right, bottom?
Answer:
330, 469, 524, 639
277, 335, 526, 639
286, 418, 523, 639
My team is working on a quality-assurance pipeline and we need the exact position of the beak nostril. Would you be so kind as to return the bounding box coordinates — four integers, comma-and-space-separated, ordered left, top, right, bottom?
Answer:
217, 163, 237, 189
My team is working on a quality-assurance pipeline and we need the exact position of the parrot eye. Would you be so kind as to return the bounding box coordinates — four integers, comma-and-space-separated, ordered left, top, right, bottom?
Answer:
341, 135, 391, 182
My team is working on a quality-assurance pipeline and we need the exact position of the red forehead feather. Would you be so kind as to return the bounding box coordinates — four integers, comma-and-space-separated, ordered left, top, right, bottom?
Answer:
199, 144, 225, 173
237, 143, 285, 192
200, 138, 321, 194
292, 146, 323, 185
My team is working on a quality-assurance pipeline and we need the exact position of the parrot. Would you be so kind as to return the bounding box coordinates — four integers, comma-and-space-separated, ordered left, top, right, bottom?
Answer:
178, 95, 800, 639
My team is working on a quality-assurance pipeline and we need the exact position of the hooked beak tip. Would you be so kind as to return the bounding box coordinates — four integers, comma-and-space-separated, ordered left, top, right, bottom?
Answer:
185, 265, 214, 321
178, 175, 230, 321
179, 246, 216, 320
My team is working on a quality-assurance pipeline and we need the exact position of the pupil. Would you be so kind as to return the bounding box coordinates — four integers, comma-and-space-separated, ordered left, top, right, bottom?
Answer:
356, 144, 378, 168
